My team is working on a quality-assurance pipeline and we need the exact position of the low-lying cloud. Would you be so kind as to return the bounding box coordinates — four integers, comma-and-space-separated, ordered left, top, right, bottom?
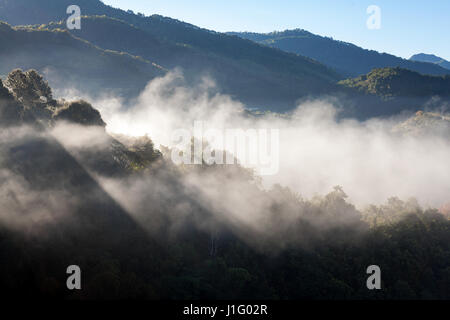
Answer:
3, 71, 447, 249
75, 71, 450, 209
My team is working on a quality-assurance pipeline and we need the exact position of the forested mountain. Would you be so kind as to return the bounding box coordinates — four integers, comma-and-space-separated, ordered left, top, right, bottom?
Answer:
0, 21, 164, 98
0, 69, 166, 298
1, 70, 449, 300
1, 0, 450, 304
410, 53, 450, 71
230, 29, 450, 77
1, 0, 447, 115
0, 0, 341, 110
339, 67, 450, 98
334, 67, 450, 118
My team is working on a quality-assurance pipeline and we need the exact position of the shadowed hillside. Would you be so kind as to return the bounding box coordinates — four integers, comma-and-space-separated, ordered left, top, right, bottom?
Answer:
0, 69, 166, 299
410, 53, 450, 71
230, 29, 450, 77
0, 21, 165, 99
339, 67, 450, 98
337, 67, 450, 118
0, 0, 341, 110
1, 70, 450, 300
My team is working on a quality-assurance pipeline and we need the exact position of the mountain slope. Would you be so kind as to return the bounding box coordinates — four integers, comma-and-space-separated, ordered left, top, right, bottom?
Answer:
0, 0, 341, 110
410, 53, 450, 71
0, 21, 164, 98
0, 0, 338, 82
229, 29, 450, 77
0, 69, 166, 299
1, 72, 450, 301
339, 67, 450, 98
337, 67, 450, 118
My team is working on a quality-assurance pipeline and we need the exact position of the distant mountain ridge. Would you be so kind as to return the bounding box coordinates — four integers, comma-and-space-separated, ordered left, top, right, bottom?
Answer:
0, 69, 166, 299
229, 29, 450, 77
0, 0, 448, 117
0, 0, 341, 110
0, 68, 161, 173
0, 21, 164, 99
410, 53, 450, 71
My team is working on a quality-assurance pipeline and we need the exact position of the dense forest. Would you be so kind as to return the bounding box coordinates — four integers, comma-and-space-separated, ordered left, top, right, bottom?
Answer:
336, 67, 450, 119
231, 29, 450, 77
0, 70, 449, 300
339, 67, 450, 98
0, 1, 341, 110
0, 21, 164, 99
1, 1, 449, 117
0, 0, 449, 302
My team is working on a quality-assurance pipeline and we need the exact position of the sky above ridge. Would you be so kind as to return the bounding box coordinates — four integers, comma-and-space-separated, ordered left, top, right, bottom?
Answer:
102, 0, 450, 61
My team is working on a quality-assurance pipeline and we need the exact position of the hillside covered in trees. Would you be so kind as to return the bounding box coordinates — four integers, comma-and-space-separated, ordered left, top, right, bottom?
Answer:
0, 70, 449, 300
335, 67, 450, 118
230, 29, 450, 77
0, 21, 164, 99
0, 0, 448, 118
0, 0, 341, 110
0, 0, 449, 302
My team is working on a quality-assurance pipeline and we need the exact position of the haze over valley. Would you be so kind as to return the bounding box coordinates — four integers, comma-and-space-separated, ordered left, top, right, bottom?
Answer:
0, 0, 449, 301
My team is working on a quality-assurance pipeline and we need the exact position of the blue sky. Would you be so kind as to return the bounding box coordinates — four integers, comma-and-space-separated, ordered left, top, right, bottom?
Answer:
102, 0, 450, 61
